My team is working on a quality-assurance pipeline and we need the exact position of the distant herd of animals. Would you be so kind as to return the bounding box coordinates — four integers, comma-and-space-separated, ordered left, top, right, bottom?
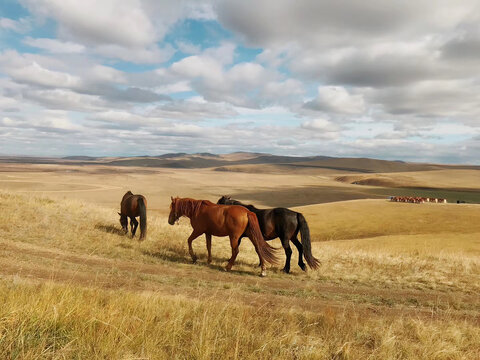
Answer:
119, 191, 319, 277
389, 196, 447, 204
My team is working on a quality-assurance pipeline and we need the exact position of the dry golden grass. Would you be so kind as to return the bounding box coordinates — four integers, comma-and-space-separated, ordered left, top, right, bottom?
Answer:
299, 199, 480, 241
0, 163, 337, 214
1, 279, 479, 360
1, 189, 479, 359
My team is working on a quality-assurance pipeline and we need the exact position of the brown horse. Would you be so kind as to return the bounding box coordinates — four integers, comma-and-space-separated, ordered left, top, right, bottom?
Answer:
168, 197, 278, 276
118, 191, 147, 240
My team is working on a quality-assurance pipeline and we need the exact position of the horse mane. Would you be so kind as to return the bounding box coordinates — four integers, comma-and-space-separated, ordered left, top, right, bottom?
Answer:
176, 198, 211, 217
121, 190, 134, 206
244, 204, 258, 211
228, 198, 258, 211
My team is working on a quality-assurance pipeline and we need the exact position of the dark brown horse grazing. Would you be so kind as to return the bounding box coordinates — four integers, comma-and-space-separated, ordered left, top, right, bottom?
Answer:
118, 191, 147, 241
168, 197, 278, 276
217, 196, 320, 273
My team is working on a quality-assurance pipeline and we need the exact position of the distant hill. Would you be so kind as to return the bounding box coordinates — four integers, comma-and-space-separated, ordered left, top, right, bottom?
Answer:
62, 156, 99, 160
2, 153, 480, 173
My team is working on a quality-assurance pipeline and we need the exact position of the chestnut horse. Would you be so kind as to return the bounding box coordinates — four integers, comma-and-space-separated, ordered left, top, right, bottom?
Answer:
217, 196, 320, 273
168, 197, 278, 276
118, 191, 147, 240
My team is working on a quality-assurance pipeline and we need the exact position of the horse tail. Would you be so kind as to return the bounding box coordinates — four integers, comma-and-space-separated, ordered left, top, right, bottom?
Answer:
297, 213, 320, 270
138, 197, 147, 241
246, 212, 279, 265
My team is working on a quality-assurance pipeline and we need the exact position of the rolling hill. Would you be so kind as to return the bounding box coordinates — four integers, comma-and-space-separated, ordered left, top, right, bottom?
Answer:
2, 152, 479, 173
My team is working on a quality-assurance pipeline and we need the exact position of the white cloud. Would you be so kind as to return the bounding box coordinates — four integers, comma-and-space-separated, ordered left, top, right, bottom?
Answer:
8, 61, 82, 89
0, 17, 31, 33
176, 41, 202, 55
301, 118, 340, 132
94, 43, 175, 64
305, 86, 365, 115
24, 37, 86, 53
22, 0, 157, 46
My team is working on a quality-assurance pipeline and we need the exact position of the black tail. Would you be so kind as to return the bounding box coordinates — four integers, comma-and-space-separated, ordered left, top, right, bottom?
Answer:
138, 198, 147, 241
297, 213, 320, 270
246, 212, 279, 265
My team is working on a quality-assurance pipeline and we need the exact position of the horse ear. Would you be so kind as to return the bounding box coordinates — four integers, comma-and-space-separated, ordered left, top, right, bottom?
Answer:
118, 212, 121, 216
171, 196, 173, 201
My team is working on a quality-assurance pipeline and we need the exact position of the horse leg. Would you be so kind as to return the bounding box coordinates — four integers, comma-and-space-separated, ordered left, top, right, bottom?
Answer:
281, 237, 293, 273
205, 234, 212, 264
187, 230, 202, 263
291, 236, 306, 271
225, 235, 240, 272
130, 217, 139, 237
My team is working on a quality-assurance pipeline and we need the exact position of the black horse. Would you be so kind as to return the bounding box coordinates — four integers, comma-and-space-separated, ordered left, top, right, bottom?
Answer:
217, 196, 320, 273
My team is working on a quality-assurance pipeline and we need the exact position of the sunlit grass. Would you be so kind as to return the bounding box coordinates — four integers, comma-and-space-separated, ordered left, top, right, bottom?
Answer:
0, 280, 479, 360
1, 191, 479, 359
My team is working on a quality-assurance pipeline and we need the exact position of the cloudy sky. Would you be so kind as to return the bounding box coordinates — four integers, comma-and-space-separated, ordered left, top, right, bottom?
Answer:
1, 0, 480, 163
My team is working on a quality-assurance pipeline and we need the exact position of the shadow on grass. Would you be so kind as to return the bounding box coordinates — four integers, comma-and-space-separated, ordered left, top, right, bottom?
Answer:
95, 223, 126, 236
141, 248, 263, 275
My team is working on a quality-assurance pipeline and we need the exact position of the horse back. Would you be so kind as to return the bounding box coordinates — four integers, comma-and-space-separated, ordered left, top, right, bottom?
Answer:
121, 194, 146, 217
256, 207, 299, 240
193, 203, 249, 237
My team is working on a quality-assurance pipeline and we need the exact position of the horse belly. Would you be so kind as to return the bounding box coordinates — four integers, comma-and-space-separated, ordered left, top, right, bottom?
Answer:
208, 229, 229, 237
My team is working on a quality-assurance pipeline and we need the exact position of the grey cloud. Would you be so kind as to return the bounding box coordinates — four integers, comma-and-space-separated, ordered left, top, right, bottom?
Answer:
441, 25, 480, 62
326, 55, 433, 87
103, 87, 170, 103
366, 80, 480, 121
152, 99, 237, 120
217, 0, 436, 47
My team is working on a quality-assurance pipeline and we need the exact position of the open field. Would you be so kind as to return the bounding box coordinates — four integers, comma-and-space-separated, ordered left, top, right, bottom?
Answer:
0, 160, 479, 359
336, 170, 480, 191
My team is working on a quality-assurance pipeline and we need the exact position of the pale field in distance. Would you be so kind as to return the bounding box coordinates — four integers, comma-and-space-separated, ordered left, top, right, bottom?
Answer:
0, 162, 479, 359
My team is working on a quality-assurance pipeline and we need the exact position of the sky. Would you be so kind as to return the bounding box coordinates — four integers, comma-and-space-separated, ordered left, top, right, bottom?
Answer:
1, 0, 480, 163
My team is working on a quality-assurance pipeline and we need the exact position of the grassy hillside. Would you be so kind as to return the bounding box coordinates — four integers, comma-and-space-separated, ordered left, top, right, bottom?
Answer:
336, 169, 480, 191
298, 199, 480, 241
0, 191, 479, 359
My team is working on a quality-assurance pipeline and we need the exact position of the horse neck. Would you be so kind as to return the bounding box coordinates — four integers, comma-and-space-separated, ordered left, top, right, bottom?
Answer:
177, 198, 203, 218
227, 199, 245, 206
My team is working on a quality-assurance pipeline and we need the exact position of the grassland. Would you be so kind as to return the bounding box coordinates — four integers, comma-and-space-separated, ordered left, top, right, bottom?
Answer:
1, 180, 479, 359
1, 161, 480, 358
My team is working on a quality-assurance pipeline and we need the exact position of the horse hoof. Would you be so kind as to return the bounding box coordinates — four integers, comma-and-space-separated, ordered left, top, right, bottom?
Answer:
192, 258, 197, 264
260, 270, 267, 277
225, 267, 231, 272
207, 259, 212, 264
282, 268, 290, 274
299, 264, 307, 272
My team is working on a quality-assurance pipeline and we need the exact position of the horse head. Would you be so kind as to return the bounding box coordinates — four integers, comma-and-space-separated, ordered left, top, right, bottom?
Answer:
168, 196, 180, 225
217, 195, 231, 205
